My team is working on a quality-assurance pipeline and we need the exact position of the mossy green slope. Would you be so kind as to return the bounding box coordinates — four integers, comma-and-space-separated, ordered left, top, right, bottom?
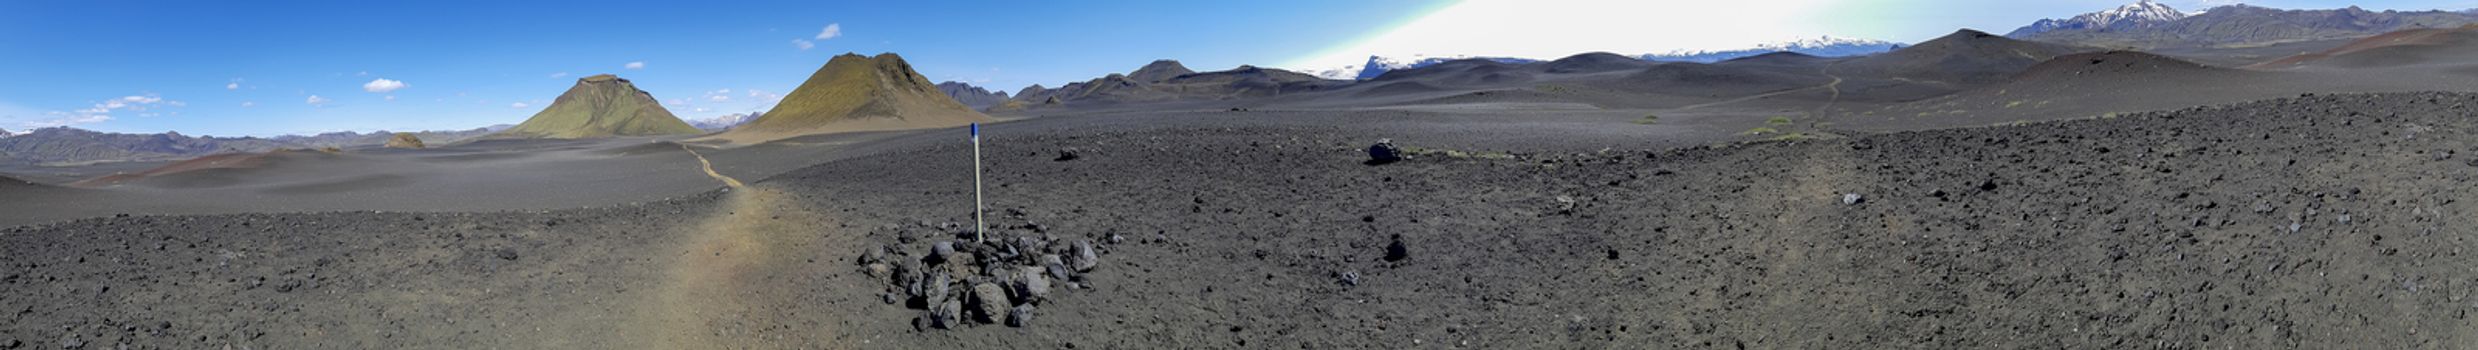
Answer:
719, 53, 990, 141
493, 74, 702, 139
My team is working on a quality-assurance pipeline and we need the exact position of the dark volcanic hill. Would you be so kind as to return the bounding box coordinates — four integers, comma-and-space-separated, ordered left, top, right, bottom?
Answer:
2014, 4, 2478, 49
491, 74, 703, 139
1126, 60, 1197, 83
1840, 29, 2093, 85
1006, 61, 1347, 109
2247, 24, 2478, 69
1542, 52, 1658, 74
937, 81, 1011, 109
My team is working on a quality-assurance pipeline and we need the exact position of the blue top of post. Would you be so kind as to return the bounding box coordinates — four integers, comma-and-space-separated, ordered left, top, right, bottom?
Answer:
970, 123, 979, 139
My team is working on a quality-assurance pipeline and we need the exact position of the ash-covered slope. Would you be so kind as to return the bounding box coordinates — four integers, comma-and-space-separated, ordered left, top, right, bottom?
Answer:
1840, 29, 2093, 85
491, 74, 701, 139
2248, 24, 2478, 69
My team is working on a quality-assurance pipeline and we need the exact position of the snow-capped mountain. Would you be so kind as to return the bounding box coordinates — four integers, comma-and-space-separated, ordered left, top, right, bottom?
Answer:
688, 111, 761, 132
1307, 55, 1544, 81
2006, 0, 2188, 37
1639, 36, 1905, 63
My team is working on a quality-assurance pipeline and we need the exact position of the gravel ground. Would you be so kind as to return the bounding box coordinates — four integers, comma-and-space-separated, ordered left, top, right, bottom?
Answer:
6, 92, 2477, 349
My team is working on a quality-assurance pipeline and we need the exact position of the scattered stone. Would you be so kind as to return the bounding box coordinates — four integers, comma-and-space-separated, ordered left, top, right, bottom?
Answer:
1016, 266, 1053, 303
1842, 193, 1864, 205
1071, 240, 1100, 272
864, 263, 892, 279
1338, 271, 1362, 286
1107, 233, 1125, 244
929, 271, 952, 302
1384, 234, 1409, 262
1367, 139, 1404, 165
931, 241, 957, 264
930, 300, 964, 329
1054, 148, 1081, 161
971, 282, 1011, 324
1, 339, 17, 349
860, 247, 887, 265
882, 292, 899, 304
1007, 304, 1036, 327
57, 335, 80, 350
494, 249, 519, 261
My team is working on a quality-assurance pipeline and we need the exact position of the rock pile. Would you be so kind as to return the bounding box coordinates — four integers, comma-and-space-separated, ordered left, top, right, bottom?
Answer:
857, 222, 1112, 330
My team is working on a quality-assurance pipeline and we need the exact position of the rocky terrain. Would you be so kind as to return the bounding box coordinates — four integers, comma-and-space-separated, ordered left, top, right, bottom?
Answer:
8, 91, 2477, 348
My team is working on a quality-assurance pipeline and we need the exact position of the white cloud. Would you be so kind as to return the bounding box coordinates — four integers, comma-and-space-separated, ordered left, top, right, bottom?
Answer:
363, 78, 408, 93
550, 72, 570, 78
624, 61, 645, 70
241, 101, 256, 108
226, 82, 240, 90
384, 95, 397, 101
306, 95, 329, 105
510, 102, 530, 109
816, 23, 842, 40
667, 98, 687, 106
43, 93, 178, 126
694, 107, 711, 112
793, 39, 815, 50
23, 113, 110, 128
709, 95, 730, 102
1288, 0, 1832, 69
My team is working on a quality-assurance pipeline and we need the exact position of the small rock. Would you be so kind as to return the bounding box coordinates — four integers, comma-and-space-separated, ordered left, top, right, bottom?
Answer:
930, 300, 964, 329
1016, 266, 1052, 303
2, 339, 17, 349
929, 271, 952, 301
1338, 271, 1362, 286
1071, 240, 1099, 272
57, 336, 80, 350
1007, 304, 1036, 327
859, 247, 886, 265
1841, 193, 1863, 205
494, 249, 519, 261
1054, 148, 1081, 161
1384, 234, 1409, 262
864, 263, 892, 279
1107, 234, 1125, 244
931, 241, 957, 264
971, 283, 1011, 324
882, 292, 899, 304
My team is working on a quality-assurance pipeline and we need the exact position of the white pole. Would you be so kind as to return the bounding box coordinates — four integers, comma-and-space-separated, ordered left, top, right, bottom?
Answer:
972, 123, 985, 243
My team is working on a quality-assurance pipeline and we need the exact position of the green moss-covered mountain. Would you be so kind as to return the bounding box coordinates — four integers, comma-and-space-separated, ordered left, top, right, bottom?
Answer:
716, 53, 991, 140
492, 74, 701, 139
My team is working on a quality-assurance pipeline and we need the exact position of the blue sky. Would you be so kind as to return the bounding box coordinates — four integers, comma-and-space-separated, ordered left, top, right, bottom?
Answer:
1, 0, 2469, 137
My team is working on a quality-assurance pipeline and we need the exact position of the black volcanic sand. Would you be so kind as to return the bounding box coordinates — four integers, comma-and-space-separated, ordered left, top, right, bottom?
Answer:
0, 133, 914, 227
7, 92, 2478, 348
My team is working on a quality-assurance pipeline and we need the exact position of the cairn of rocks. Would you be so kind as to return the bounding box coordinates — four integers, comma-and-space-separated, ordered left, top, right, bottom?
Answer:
857, 222, 1110, 330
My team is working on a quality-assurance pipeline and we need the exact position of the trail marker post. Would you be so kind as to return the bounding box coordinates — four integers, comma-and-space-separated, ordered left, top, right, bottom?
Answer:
972, 123, 985, 243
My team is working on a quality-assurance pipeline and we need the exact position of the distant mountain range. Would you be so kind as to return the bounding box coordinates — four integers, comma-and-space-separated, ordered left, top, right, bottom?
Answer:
937, 81, 1010, 110
2010, 1, 2478, 49
1006, 60, 1345, 109
1638, 36, 1907, 63
2007, 0, 2188, 37
1304, 36, 1906, 80
0, 126, 502, 166
687, 111, 761, 132
1305, 55, 1544, 81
